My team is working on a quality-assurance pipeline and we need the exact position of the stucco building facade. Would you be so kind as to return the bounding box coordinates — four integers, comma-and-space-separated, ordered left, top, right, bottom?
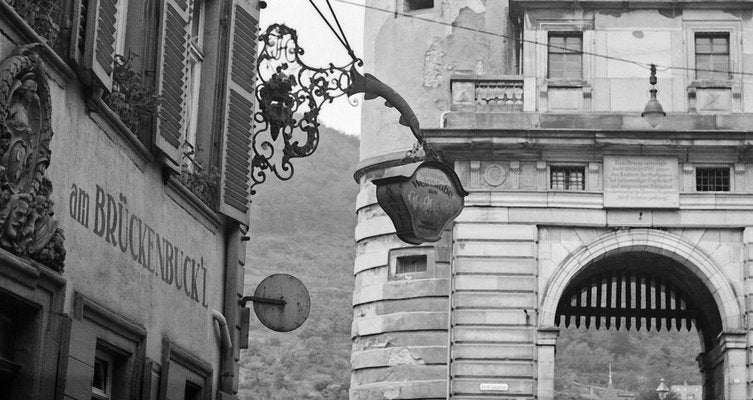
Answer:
352, 0, 753, 399
0, 0, 259, 398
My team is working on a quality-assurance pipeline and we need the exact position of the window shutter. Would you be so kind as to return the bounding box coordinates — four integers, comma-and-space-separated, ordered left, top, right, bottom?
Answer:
154, 0, 191, 168
218, 0, 259, 223
69, 0, 117, 89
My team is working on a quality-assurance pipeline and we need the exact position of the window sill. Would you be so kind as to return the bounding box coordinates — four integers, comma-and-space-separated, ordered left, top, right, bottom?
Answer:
543, 79, 589, 88
0, 1, 76, 84
688, 80, 734, 89
87, 95, 153, 171
165, 175, 222, 233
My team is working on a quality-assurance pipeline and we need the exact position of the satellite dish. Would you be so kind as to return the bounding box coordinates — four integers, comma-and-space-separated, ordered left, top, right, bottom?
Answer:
249, 274, 310, 332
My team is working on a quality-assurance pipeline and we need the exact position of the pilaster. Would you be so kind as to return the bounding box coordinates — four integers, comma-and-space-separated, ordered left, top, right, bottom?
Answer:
536, 327, 560, 400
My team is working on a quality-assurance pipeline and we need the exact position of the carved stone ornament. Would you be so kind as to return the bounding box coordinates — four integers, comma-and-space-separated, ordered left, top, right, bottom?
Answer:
0, 44, 65, 271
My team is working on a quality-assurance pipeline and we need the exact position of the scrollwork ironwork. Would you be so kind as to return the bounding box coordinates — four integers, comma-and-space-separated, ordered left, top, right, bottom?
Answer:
252, 23, 438, 195
252, 24, 362, 195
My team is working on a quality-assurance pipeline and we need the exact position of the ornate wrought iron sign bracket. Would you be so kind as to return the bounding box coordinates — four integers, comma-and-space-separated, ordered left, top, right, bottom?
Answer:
253, 24, 466, 244
252, 24, 437, 195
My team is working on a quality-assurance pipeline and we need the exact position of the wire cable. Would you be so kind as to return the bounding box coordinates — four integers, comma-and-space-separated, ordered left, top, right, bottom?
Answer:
330, 0, 753, 78
308, 0, 359, 61
308, 0, 351, 52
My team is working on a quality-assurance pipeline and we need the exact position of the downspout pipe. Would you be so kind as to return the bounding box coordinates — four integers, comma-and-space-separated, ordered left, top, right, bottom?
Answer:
220, 220, 243, 395
211, 310, 232, 351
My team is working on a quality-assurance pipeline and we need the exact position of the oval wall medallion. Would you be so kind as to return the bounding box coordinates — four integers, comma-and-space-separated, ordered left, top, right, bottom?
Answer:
484, 164, 508, 186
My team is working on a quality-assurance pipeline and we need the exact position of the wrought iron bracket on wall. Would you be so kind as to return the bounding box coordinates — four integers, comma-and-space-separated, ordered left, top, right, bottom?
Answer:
251, 23, 436, 196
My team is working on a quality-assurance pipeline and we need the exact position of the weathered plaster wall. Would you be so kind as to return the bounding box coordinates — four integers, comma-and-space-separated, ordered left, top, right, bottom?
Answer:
361, 0, 515, 161
0, 41, 228, 389
524, 8, 753, 115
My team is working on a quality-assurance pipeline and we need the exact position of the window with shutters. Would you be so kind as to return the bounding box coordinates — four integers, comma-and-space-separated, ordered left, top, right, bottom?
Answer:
67, 0, 159, 145
154, 0, 257, 222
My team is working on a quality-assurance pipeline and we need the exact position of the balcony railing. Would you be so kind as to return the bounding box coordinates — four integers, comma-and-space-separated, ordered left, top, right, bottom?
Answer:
451, 76, 525, 112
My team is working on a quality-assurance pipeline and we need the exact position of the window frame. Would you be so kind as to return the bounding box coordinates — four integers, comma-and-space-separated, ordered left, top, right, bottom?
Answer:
158, 338, 212, 400
694, 32, 730, 81
183, 0, 207, 173
549, 165, 586, 191
396, 255, 428, 275
389, 248, 436, 281
695, 166, 731, 192
65, 293, 146, 400
684, 21, 741, 84
547, 32, 583, 80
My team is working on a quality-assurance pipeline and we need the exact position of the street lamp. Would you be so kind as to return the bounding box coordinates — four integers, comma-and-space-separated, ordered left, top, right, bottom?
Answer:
642, 64, 666, 128
656, 378, 670, 400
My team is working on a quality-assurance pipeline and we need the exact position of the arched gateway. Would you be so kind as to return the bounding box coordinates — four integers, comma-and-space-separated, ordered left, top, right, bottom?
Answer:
538, 229, 745, 400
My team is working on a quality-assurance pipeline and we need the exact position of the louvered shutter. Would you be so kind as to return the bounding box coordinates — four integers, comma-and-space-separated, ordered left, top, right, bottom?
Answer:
154, 0, 191, 168
69, 0, 117, 89
218, 0, 259, 223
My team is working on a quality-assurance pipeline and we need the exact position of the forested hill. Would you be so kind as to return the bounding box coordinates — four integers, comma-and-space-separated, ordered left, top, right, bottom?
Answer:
238, 126, 359, 400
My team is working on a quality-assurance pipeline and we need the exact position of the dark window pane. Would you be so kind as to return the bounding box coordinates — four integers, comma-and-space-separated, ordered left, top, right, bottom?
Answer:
696, 168, 730, 191
92, 358, 108, 392
185, 381, 202, 400
396, 255, 427, 274
405, 0, 433, 11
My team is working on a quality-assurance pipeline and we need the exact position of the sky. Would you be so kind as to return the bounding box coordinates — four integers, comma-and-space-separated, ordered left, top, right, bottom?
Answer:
259, 0, 366, 136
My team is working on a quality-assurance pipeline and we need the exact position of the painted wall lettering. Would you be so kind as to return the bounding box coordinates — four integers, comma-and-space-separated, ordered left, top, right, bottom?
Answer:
69, 184, 90, 228
68, 183, 209, 308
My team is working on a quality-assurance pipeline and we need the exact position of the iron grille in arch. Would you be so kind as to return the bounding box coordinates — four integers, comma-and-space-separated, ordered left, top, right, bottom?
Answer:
556, 271, 699, 332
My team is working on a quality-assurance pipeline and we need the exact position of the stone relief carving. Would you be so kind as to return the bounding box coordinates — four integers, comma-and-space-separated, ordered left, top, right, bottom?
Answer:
483, 164, 507, 187
0, 44, 65, 271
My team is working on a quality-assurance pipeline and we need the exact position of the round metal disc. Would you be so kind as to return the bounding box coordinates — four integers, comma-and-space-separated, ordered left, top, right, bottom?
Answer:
253, 274, 311, 332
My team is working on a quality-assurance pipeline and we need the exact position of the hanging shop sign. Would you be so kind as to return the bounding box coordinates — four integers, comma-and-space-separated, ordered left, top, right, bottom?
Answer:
373, 161, 468, 245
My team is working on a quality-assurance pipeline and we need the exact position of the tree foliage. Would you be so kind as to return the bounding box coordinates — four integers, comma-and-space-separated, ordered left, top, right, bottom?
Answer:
556, 326, 702, 398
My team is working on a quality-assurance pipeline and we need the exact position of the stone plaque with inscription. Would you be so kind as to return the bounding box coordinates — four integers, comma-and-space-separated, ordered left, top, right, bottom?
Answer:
603, 156, 679, 208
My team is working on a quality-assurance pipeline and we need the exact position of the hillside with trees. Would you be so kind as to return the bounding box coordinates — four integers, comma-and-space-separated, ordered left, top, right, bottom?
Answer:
238, 126, 359, 400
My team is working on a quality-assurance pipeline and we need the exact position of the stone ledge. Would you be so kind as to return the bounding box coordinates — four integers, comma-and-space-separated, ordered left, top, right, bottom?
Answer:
351, 346, 448, 370
351, 364, 447, 387
454, 292, 535, 309
454, 275, 536, 292
350, 380, 447, 400
451, 361, 534, 378
353, 279, 450, 305
452, 327, 535, 343
352, 312, 448, 336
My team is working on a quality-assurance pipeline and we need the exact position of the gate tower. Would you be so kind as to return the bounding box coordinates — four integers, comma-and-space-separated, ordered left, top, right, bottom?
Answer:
351, 0, 753, 399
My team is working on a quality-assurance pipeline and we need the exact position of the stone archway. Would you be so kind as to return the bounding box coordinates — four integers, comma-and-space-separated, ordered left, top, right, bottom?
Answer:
536, 229, 745, 400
